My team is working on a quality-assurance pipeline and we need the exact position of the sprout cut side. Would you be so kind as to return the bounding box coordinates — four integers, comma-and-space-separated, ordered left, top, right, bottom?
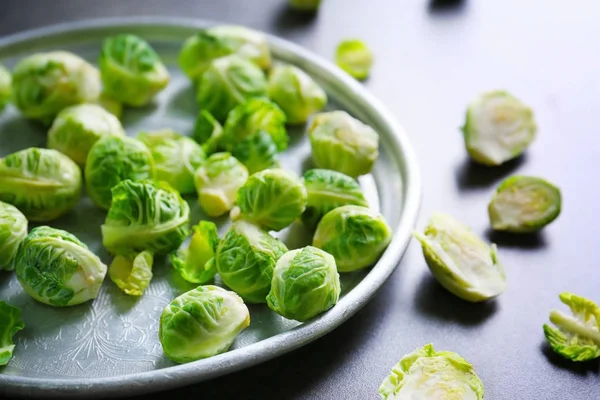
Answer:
335, 39, 373, 80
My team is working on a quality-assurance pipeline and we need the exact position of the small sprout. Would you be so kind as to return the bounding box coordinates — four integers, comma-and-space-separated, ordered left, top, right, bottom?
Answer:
0, 201, 28, 271
93, 91, 123, 119
231, 130, 279, 174
47, 104, 126, 166
462, 91, 536, 166
379, 344, 485, 400
267, 246, 340, 322
101, 180, 190, 256
543, 292, 600, 362
0, 64, 12, 112
413, 212, 506, 302
309, 111, 379, 178
0, 148, 82, 222
193, 110, 224, 155
194, 152, 249, 217
267, 64, 327, 124
109, 250, 154, 296
170, 221, 220, 284
138, 129, 206, 195
488, 175, 561, 233
159, 285, 250, 363
237, 169, 307, 231
0, 301, 25, 366
15, 226, 108, 306
335, 39, 373, 80
288, 0, 322, 12
215, 221, 288, 303
99, 34, 169, 107
85, 136, 155, 210
313, 205, 391, 272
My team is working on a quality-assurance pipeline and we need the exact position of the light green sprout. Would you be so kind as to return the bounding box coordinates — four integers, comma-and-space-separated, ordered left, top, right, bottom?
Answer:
99, 34, 170, 107
170, 221, 219, 284
85, 136, 155, 210
289, 0, 322, 11
193, 110, 224, 155
267, 64, 327, 124
0, 148, 82, 222
215, 221, 288, 303
47, 103, 125, 166
462, 91, 536, 166
194, 152, 249, 217
267, 246, 340, 322
93, 91, 123, 119
0, 201, 28, 271
109, 250, 153, 296
0, 64, 12, 112
313, 205, 391, 272
309, 111, 379, 178
15, 226, 107, 307
138, 129, 206, 195
159, 285, 250, 363
232, 130, 279, 174
102, 180, 190, 256
488, 175, 561, 233
379, 344, 485, 400
413, 212, 506, 302
0, 301, 25, 366
335, 40, 373, 80
543, 292, 600, 362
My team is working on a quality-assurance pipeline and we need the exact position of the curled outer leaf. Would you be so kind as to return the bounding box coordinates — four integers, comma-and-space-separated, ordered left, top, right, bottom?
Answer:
0, 63, 12, 112
0, 301, 25, 366
170, 221, 220, 284
109, 250, 154, 296
193, 110, 224, 155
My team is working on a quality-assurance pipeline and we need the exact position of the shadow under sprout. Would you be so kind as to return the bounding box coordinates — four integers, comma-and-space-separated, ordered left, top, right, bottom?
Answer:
428, 0, 467, 14
271, 3, 318, 34
455, 155, 527, 191
486, 228, 548, 250
540, 342, 600, 376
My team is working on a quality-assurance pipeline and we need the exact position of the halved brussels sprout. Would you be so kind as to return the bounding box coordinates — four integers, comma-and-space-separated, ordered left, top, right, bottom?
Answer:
11, 51, 100, 123
335, 40, 373, 80
138, 129, 205, 195
0, 301, 24, 366
85, 136, 155, 210
197, 54, 268, 121
109, 250, 153, 296
0, 64, 12, 112
309, 111, 379, 178
488, 175, 561, 233
15, 226, 107, 307
462, 91, 536, 166
267, 64, 327, 124
0, 201, 28, 271
102, 180, 190, 256
47, 103, 125, 166
543, 292, 600, 362
194, 152, 248, 217
0, 148, 82, 222
379, 344, 485, 400
237, 169, 307, 231
302, 169, 368, 230
414, 212, 506, 302
313, 205, 391, 272
93, 91, 123, 119
232, 130, 279, 174
170, 221, 219, 284
289, 0, 321, 11
193, 110, 224, 155
159, 285, 250, 363
99, 34, 170, 107
267, 246, 340, 322
215, 221, 288, 303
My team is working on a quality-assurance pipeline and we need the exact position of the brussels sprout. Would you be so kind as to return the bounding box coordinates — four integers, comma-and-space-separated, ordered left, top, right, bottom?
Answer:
488, 175, 561, 233
0, 201, 28, 271
194, 152, 248, 217
309, 111, 379, 178
109, 250, 153, 296
221, 98, 288, 152
379, 344, 485, 400
15, 226, 107, 306
413, 212, 506, 302
462, 91, 536, 166
159, 285, 250, 363
99, 34, 170, 107
301, 169, 368, 230
85, 136, 155, 210
170, 221, 219, 284
232, 130, 279, 175
215, 221, 288, 303
237, 169, 307, 231
335, 40, 373, 80
267, 246, 340, 322
313, 205, 391, 272
0, 64, 12, 112
543, 292, 600, 362
0, 148, 82, 222
47, 104, 125, 166
193, 110, 224, 155
11, 51, 100, 123
0, 301, 24, 366
267, 64, 327, 124
197, 54, 268, 121
93, 91, 123, 119
138, 129, 205, 195
102, 180, 190, 256
289, 0, 321, 11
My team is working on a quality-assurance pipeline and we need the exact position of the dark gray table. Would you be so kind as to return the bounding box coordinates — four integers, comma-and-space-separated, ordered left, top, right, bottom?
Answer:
2, 1, 599, 399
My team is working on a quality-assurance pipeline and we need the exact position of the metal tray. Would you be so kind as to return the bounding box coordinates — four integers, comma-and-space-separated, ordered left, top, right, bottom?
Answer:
0, 18, 421, 397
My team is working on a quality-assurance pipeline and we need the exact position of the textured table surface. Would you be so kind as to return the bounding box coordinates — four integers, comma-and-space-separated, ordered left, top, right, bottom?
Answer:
1, 1, 600, 399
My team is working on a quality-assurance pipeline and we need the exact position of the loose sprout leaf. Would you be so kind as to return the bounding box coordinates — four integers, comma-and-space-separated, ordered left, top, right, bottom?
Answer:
193, 110, 224, 155
109, 251, 154, 296
231, 130, 279, 174
170, 221, 220, 284
335, 39, 374, 80
0, 201, 28, 271
0, 63, 12, 112
0, 301, 25, 366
